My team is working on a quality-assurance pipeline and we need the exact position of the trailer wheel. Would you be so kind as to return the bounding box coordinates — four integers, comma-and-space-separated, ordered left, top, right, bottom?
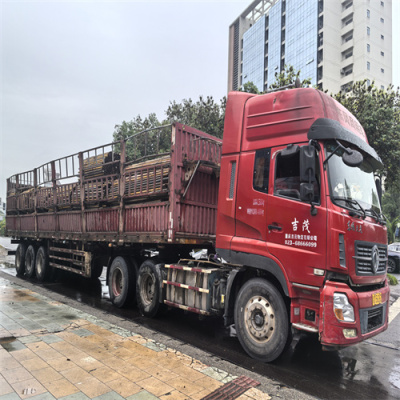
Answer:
137, 260, 163, 318
15, 243, 27, 276
234, 278, 289, 362
35, 246, 50, 282
387, 258, 397, 273
24, 245, 36, 279
109, 257, 135, 308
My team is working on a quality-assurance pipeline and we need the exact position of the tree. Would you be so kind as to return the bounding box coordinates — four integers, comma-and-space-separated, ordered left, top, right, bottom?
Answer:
332, 80, 400, 187
268, 65, 312, 90
239, 81, 260, 94
165, 95, 226, 139
113, 114, 171, 162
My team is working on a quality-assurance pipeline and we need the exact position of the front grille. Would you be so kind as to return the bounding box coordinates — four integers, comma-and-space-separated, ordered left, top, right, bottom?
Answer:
359, 303, 386, 334
354, 241, 387, 276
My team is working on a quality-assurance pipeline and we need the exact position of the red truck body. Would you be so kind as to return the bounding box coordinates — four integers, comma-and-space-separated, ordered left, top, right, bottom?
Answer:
6, 88, 389, 362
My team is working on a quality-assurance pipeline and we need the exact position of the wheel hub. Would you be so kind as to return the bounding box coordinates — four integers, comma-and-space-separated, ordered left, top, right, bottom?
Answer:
244, 296, 275, 343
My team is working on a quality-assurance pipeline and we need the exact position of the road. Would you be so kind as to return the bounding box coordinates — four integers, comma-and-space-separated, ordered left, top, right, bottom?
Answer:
1, 237, 399, 399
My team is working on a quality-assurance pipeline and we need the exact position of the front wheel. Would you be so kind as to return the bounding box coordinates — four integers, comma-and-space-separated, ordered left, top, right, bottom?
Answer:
136, 260, 164, 317
234, 278, 289, 362
388, 258, 397, 273
108, 257, 135, 308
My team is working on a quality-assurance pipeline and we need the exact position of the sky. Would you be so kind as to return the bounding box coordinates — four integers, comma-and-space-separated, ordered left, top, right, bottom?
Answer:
1, 0, 399, 202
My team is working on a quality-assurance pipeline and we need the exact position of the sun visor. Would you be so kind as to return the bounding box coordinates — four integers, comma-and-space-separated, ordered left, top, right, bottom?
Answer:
308, 118, 383, 170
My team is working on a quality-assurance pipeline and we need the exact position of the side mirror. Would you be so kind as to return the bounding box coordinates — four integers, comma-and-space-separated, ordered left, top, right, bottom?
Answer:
343, 149, 363, 167
375, 177, 382, 204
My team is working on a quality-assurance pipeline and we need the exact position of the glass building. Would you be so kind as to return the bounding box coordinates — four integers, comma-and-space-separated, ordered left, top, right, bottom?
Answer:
228, 0, 392, 94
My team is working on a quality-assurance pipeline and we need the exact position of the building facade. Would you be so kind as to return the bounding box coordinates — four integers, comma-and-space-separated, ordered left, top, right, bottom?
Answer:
228, 0, 392, 94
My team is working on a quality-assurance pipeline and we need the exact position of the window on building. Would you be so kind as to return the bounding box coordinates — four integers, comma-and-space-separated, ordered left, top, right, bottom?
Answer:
380, 18, 384, 23
381, 68, 385, 73
381, 85, 384, 89
381, 1, 384, 6
367, 79, 371, 86
367, 44, 370, 52
381, 51, 384, 56
253, 149, 271, 193
367, 9, 370, 18
381, 34, 384, 39
367, 26, 370, 35
367, 61, 370, 70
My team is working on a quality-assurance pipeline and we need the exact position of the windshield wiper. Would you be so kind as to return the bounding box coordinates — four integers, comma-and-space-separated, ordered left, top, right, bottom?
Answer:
331, 196, 366, 219
365, 207, 386, 225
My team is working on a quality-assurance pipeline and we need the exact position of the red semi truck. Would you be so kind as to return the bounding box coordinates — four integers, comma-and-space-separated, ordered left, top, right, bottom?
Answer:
6, 88, 389, 362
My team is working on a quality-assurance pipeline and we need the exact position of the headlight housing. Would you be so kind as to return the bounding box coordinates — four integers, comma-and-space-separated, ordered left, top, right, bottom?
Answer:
333, 293, 355, 322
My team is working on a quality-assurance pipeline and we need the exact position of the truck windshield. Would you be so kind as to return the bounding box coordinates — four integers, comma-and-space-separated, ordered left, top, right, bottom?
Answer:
325, 141, 381, 216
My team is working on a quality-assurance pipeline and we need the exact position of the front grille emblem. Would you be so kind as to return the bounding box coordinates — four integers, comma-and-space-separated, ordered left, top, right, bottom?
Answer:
371, 245, 380, 274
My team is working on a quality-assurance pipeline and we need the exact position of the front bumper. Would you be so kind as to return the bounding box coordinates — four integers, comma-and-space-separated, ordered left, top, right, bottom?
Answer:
319, 280, 389, 348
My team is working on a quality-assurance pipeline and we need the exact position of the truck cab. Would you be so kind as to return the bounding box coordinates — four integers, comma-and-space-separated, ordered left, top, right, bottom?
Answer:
216, 88, 389, 359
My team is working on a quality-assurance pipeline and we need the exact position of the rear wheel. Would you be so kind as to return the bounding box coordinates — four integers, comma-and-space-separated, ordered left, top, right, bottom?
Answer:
388, 258, 397, 273
35, 246, 50, 282
234, 278, 289, 362
137, 260, 164, 317
108, 257, 135, 308
15, 243, 27, 276
25, 245, 36, 279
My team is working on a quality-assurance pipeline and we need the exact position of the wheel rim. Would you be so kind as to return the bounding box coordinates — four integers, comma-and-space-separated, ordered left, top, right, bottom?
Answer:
112, 268, 123, 297
140, 273, 155, 306
16, 249, 22, 270
388, 259, 395, 272
244, 296, 276, 343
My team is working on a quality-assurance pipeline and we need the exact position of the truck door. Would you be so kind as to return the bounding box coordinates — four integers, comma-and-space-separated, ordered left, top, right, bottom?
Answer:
235, 149, 271, 242
266, 144, 327, 286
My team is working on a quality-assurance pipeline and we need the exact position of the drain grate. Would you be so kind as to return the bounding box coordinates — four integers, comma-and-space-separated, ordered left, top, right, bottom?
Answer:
201, 375, 260, 400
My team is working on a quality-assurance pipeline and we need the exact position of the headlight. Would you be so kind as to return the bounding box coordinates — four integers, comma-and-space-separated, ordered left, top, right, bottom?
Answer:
333, 293, 355, 322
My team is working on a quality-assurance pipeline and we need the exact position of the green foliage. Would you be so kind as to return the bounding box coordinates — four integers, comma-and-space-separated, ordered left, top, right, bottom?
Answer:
165, 96, 226, 139
382, 187, 400, 222
388, 273, 398, 286
332, 80, 400, 187
386, 216, 400, 244
239, 81, 260, 94
268, 65, 312, 90
113, 114, 171, 162
0, 219, 5, 236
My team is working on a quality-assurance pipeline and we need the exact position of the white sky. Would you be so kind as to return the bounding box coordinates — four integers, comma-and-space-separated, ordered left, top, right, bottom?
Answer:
1, 0, 399, 202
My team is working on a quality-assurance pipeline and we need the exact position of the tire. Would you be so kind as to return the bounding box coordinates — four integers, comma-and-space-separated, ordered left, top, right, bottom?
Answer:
234, 278, 290, 362
24, 245, 36, 279
388, 258, 397, 273
15, 243, 27, 276
35, 246, 50, 282
136, 260, 164, 318
108, 256, 135, 308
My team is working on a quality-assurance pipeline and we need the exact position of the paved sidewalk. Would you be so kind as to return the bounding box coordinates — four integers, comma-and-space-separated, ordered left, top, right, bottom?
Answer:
0, 276, 270, 400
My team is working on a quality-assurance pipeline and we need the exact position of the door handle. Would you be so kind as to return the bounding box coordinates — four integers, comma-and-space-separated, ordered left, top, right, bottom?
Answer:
268, 224, 282, 231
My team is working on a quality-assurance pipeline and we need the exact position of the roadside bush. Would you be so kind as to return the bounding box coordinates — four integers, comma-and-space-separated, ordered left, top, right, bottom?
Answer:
0, 219, 5, 236
388, 273, 398, 285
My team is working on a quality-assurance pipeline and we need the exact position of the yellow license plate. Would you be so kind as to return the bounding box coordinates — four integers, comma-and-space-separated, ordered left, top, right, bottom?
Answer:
372, 292, 382, 306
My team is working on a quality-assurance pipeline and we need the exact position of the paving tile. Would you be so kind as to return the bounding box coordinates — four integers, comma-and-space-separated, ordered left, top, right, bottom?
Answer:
1, 340, 27, 352
73, 355, 103, 372
60, 366, 91, 384
10, 378, 47, 399
43, 378, 80, 398
40, 335, 64, 344
20, 356, 51, 372
166, 376, 204, 396
31, 366, 63, 384
0, 393, 21, 400
106, 376, 141, 398
46, 356, 76, 372
89, 366, 122, 383
29, 393, 56, 400
1, 366, 34, 384
160, 390, 188, 400
71, 329, 94, 338
18, 336, 40, 345
10, 348, 35, 362
0, 376, 14, 396
126, 390, 160, 400
92, 392, 125, 400
35, 347, 62, 361
137, 377, 174, 397
74, 377, 111, 398
58, 393, 90, 400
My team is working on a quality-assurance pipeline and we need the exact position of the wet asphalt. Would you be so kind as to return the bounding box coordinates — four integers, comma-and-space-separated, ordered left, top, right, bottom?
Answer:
1, 238, 399, 400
